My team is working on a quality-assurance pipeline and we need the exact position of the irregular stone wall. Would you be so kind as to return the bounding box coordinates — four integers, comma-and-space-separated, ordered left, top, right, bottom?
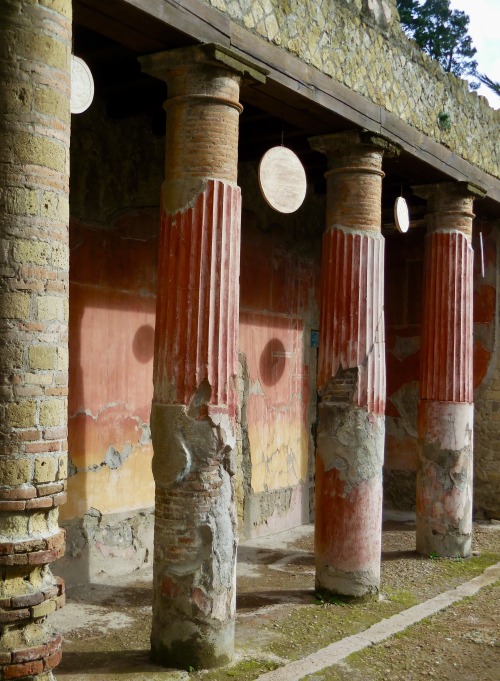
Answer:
55, 508, 154, 586
202, 0, 500, 179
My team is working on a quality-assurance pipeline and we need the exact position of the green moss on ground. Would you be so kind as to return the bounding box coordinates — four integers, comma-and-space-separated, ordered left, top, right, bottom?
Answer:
193, 658, 280, 681
265, 552, 500, 663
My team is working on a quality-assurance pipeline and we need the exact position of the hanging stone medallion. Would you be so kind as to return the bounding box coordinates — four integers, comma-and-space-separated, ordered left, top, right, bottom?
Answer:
394, 196, 410, 233
71, 55, 94, 114
258, 146, 307, 213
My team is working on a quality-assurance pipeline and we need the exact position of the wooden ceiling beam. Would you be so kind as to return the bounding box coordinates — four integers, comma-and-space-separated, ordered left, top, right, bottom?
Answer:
73, 0, 500, 212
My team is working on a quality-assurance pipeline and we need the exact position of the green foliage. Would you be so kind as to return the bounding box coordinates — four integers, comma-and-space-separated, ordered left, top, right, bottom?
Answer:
478, 73, 500, 97
396, 0, 478, 83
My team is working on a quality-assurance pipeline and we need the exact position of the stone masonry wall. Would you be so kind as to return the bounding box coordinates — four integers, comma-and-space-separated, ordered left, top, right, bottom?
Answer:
202, 0, 500, 180
0, 0, 71, 676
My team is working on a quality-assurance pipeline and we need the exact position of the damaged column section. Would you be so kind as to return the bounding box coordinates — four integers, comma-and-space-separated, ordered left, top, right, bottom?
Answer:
414, 182, 485, 558
309, 131, 396, 598
140, 45, 266, 669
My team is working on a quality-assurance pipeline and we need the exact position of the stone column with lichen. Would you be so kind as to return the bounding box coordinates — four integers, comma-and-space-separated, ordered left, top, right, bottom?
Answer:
414, 182, 485, 558
0, 0, 71, 678
140, 45, 265, 670
310, 131, 395, 599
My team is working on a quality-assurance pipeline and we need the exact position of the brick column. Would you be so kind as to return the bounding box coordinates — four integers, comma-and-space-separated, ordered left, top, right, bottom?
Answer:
140, 45, 265, 669
310, 131, 394, 598
0, 1, 71, 678
414, 182, 485, 557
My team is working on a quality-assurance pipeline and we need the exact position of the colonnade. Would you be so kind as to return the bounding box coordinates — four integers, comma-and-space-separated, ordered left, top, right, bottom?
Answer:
0, 15, 483, 673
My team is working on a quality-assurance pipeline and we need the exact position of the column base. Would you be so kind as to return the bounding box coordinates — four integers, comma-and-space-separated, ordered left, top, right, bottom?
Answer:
417, 401, 473, 558
415, 528, 472, 558
150, 621, 234, 670
315, 565, 380, 600
315, 405, 384, 599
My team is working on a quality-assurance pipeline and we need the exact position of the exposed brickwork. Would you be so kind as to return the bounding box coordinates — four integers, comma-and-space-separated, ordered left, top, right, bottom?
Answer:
310, 131, 389, 598
0, 0, 71, 677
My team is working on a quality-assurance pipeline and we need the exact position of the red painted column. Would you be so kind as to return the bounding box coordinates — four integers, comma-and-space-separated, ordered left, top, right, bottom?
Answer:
414, 182, 485, 557
310, 132, 394, 598
140, 46, 265, 669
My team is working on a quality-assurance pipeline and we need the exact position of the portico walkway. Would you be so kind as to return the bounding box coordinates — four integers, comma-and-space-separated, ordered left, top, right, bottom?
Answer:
53, 518, 500, 680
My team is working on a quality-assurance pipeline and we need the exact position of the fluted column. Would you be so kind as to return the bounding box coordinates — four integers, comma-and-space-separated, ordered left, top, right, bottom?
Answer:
0, 1, 71, 678
310, 131, 394, 598
140, 45, 265, 670
414, 182, 485, 557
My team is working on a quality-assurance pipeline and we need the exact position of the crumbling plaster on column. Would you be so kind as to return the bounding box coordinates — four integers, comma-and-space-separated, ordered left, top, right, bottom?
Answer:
161, 177, 241, 216
416, 441, 473, 557
316, 563, 381, 599
151, 397, 236, 489
317, 401, 384, 496
151, 398, 238, 667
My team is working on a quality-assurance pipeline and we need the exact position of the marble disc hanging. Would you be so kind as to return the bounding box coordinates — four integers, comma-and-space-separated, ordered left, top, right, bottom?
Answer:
394, 196, 410, 233
258, 146, 307, 213
71, 56, 94, 114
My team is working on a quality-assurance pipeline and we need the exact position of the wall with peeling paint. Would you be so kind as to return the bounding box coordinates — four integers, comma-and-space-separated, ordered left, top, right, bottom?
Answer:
236, 164, 323, 538
62, 103, 324, 579
57, 218, 158, 582
57, 103, 163, 582
473, 222, 500, 520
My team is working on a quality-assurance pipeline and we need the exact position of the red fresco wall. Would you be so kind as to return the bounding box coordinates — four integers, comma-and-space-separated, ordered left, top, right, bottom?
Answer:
64, 206, 320, 536
62, 215, 158, 521
238, 212, 320, 532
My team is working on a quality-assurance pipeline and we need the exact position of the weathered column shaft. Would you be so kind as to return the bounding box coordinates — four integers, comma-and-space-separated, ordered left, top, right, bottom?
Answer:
415, 183, 484, 557
310, 131, 389, 598
0, 1, 71, 679
140, 45, 264, 670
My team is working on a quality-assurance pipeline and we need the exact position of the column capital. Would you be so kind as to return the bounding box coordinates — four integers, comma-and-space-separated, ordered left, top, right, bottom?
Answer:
412, 181, 486, 237
412, 181, 486, 203
139, 43, 267, 85
141, 45, 265, 207
309, 129, 400, 160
